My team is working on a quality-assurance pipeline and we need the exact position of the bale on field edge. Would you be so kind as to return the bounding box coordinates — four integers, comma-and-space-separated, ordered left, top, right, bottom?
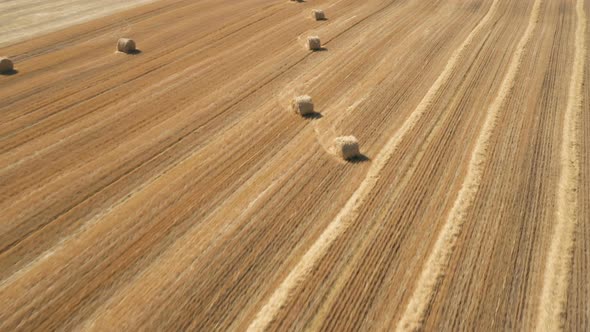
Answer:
334, 136, 361, 160
307, 36, 321, 51
312, 10, 326, 20
0, 57, 14, 73
117, 38, 136, 53
292, 95, 314, 116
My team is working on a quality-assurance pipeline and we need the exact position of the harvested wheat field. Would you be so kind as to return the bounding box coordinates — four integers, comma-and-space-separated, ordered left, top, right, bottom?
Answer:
0, 0, 588, 330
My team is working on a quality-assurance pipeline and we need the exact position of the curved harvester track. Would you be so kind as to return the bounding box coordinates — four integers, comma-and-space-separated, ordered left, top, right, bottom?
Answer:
0, 0, 587, 330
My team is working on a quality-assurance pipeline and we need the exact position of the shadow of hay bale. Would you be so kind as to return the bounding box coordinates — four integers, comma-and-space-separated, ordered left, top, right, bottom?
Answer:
0, 69, 18, 76
302, 112, 323, 120
347, 154, 370, 164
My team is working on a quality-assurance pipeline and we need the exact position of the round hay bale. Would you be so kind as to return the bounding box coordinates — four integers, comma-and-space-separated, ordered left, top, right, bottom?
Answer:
334, 136, 361, 160
117, 38, 136, 53
312, 9, 326, 20
0, 57, 14, 73
307, 36, 321, 51
292, 95, 314, 116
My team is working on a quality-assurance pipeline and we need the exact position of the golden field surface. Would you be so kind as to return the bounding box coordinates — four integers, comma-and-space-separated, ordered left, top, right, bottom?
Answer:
0, 0, 156, 48
0, 0, 588, 330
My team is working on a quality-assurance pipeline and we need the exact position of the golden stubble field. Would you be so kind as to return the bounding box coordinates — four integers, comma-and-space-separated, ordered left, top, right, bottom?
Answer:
0, 0, 588, 330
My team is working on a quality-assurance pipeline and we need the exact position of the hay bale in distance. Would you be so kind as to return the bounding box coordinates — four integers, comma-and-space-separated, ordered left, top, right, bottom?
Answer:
0, 57, 14, 73
334, 136, 361, 160
292, 95, 314, 116
312, 10, 326, 20
307, 36, 321, 51
117, 38, 136, 53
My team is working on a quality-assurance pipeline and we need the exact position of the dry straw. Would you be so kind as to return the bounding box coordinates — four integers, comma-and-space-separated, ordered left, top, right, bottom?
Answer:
307, 36, 321, 51
117, 38, 136, 53
292, 96, 314, 116
0, 57, 14, 73
312, 10, 326, 21
334, 136, 360, 160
